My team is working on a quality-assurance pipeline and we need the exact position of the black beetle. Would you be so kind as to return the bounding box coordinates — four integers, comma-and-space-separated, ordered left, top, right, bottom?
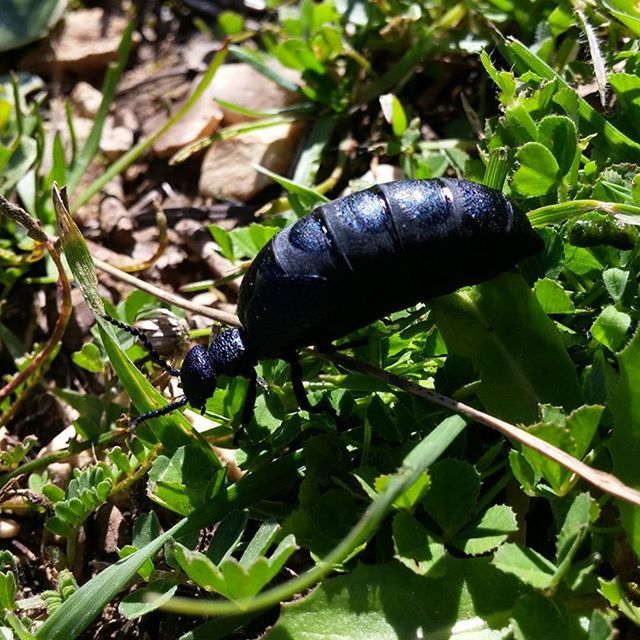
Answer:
105, 178, 543, 428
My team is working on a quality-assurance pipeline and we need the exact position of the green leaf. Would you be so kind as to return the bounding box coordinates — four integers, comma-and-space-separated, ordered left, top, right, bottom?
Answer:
206, 511, 248, 565
538, 115, 578, 177
174, 534, 297, 601
217, 10, 244, 35
480, 49, 517, 104
429, 272, 584, 424
492, 543, 556, 589
608, 328, 640, 559
0, 571, 16, 610
591, 305, 632, 351
209, 226, 235, 261
421, 459, 480, 535
266, 558, 528, 639
599, 576, 640, 625
512, 142, 560, 196
548, 4, 575, 35
602, 0, 640, 35
392, 512, 447, 577
452, 505, 518, 556
240, 520, 280, 568
556, 493, 595, 565
534, 278, 575, 314
148, 447, 222, 515
291, 115, 336, 187
603, 268, 630, 303
119, 579, 178, 619
0, 0, 67, 51
228, 46, 300, 93
35, 519, 185, 640
227, 223, 280, 260
0, 137, 37, 195
609, 73, 640, 136
132, 512, 162, 549
509, 451, 539, 496
379, 94, 408, 136
251, 164, 328, 211
523, 405, 603, 493
375, 471, 429, 511
511, 593, 585, 640
71, 343, 103, 373
505, 103, 539, 144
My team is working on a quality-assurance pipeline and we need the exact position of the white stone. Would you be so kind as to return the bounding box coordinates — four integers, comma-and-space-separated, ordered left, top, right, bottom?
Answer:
199, 122, 304, 202
210, 63, 300, 125
100, 124, 134, 161
70, 82, 103, 118
152, 82, 224, 158
20, 9, 134, 75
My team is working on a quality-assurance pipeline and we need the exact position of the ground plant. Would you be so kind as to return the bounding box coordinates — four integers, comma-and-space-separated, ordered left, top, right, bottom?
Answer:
2, 0, 640, 638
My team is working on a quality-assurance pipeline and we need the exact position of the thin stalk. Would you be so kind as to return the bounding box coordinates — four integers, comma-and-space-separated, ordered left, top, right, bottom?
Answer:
319, 351, 640, 507
0, 196, 73, 425
93, 258, 240, 327
527, 199, 640, 227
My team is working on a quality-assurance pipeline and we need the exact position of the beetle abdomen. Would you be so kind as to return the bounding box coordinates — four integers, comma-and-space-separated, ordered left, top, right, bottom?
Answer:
238, 179, 543, 358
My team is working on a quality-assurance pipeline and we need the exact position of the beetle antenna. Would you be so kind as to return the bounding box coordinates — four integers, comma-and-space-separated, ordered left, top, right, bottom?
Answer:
131, 396, 189, 429
101, 314, 181, 377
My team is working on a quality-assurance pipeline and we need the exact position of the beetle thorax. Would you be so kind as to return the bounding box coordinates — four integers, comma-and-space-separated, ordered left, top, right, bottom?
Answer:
208, 327, 256, 377
180, 328, 255, 411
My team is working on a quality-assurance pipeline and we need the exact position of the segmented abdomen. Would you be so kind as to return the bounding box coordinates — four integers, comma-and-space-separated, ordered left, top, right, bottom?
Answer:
238, 179, 543, 358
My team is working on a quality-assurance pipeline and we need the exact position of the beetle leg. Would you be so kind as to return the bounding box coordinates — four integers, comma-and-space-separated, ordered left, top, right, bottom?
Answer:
287, 355, 344, 429
287, 355, 314, 412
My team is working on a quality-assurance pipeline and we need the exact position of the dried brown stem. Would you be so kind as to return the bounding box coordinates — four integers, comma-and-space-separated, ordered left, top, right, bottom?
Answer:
319, 351, 640, 507
0, 195, 73, 424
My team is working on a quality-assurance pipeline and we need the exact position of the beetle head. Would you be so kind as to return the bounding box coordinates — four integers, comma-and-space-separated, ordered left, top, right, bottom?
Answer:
180, 344, 217, 412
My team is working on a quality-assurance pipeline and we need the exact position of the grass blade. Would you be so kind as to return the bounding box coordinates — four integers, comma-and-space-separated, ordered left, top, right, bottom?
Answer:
36, 520, 186, 640
66, 20, 135, 193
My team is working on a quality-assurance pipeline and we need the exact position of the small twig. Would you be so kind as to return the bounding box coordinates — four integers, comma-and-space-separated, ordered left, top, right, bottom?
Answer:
93, 258, 241, 327
318, 351, 640, 507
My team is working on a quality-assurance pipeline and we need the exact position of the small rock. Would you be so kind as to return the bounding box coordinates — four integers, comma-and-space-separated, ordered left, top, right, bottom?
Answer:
99, 196, 134, 247
199, 122, 305, 202
20, 9, 134, 75
210, 63, 300, 125
100, 123, 134, 161
175, 218, 240, 292
70, 82, 103, 118
96, 504, 127, 554
152, 81, 224, 158
0, 519, 20, 539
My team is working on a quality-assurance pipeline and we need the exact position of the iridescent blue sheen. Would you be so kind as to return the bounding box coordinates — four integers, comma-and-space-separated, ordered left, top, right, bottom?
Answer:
289, 214, 328, 253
